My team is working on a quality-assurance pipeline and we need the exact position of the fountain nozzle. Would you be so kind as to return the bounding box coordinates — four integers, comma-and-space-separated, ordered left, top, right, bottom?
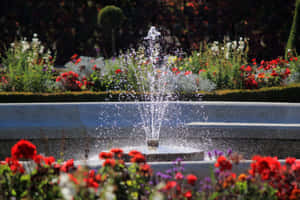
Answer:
147, 139, 159, 150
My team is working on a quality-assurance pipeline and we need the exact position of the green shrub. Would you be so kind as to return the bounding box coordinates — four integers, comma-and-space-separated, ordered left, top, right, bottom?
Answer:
98, 5, 125, 55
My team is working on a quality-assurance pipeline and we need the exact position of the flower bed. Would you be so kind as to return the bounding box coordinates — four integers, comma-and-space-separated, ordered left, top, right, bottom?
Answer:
1, 34, 299, 94
1, 140, 300, 199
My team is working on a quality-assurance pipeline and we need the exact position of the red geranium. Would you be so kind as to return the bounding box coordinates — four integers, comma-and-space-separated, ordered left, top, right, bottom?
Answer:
128, 150, 142, 157
103, 159, 116, 167
74, 58, 81, 64
44, 156, 55, 166
249, 155, 280, 180
184, 71, 192, 75
70, 53, 78, 60
60, 159, 74, 172
99, 152, 113, 160
215, 156, 232, 171
175, 172, 184, 180
110, 148, 123, 157
184, 190, 192, 199
164, 181, 177, 190
115, 69, 122, 74
286, 157, 296, 166
131, 154, 146, 163
5, 157, 25, 174
11, 139, 37, 160
186, 174, 197, 185
140, 164, 152, 174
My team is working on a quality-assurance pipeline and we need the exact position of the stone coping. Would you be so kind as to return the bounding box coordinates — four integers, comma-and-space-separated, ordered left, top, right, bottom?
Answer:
74, 160, 287, 178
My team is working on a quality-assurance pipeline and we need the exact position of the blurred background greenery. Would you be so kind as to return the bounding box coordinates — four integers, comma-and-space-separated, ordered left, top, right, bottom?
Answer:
0, 0, 298, 65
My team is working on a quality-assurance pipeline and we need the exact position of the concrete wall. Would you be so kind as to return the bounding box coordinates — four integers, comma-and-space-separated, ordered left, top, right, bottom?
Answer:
0, 101, 300, 140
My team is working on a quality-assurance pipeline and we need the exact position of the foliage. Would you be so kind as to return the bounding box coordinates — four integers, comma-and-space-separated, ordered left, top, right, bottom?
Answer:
5, 140, 300, 199
98, 5, 125, 56
0, 0, 296, 63
97, 5, 125, 31
182, 38, 249, 89
286, 0, 300, 58
0, 34, 56, 92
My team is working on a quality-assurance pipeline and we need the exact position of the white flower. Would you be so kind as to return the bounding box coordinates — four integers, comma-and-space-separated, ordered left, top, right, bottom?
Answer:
238, 40, 245, 51
33, 33, 38, 38
104, 185, 116, 200
39, 45, 45, 54
10, 43, 15, 48
232, 41, 237, 49
21, 41, 30, 52
151, 192, 164, 200
32, 38, 39, 44
225, 51, 230, 59
226, 42, 231, 49
59, 173, 76, 200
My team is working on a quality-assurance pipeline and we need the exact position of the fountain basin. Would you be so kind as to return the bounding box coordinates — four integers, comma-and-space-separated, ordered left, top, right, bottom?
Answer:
1, 101, 300, 160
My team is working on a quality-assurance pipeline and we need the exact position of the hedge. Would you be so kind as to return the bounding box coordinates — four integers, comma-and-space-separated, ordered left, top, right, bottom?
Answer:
0, 84, 300, 103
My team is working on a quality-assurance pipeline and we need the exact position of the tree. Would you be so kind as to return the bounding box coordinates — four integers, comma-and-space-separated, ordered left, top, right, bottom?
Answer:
286, 0, 300, 58
98, 5, 125, 56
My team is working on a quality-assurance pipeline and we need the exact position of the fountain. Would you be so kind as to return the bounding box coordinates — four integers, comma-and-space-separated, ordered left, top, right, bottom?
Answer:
101, 26, 205, 161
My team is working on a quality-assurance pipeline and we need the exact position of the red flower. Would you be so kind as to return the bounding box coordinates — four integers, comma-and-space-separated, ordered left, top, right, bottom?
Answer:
292, 161, 300, 172
60, 159, 74, 172
285, 68, 291, 76
128, 150, 142, 157
175, 172, 184, 180
5, 157, 25, 174
184, 71, 192, 75
61, 72, 68, 78
110, 148, 123, 157
115, 69, 122, 74
290, 187, 300, 200
11, 140, 37, 160
99, 152, 113, 160
249, 155, 281, 180
56, 76, 62, 82
172, 67, 178, 72
69, 174, 79, 185
286, 157, 296, 165
140, 164, 152, 173
198, 69, 206, 74
164, 181, 177, 190
184, 190, 192, 199
33, 154, 44, 164
103, 159, 116, 167
271, 70, 278, 77
44, 156, 55, 166
186, 174, 197, 185
131, 154, 146, 163
245, 65, 252, 72
74, 58, 81, 64
215, 156, 232, 171
70, 54, 78, 60
92, 65, 97, 71
240, 65, 245, 71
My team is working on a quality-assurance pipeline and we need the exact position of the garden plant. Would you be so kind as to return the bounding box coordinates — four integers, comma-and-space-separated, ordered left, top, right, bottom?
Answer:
2, 140, 300, 199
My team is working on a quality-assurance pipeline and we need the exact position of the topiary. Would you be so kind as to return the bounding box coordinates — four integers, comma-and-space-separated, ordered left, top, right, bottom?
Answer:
285, 0, 300, 58
97, 5, 125, 56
